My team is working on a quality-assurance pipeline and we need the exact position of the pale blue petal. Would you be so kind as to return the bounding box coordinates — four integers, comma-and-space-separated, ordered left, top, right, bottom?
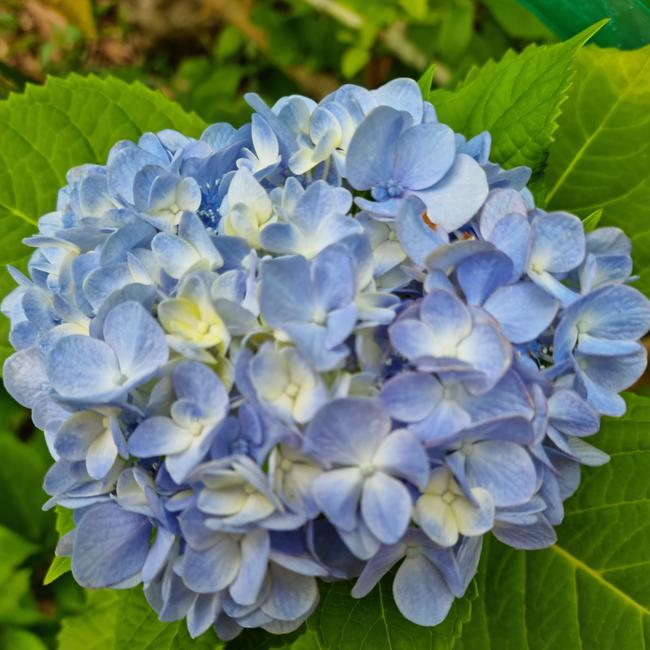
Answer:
417, 154, 488, 232
456, 250, 513, 305
361, 471, 412, 544
229, 529, 270, 606
259, 256, 314, 326
311, 468, 363, 531
182, 535, 241, 593
465, 440, 536, 507
372, 430, 429, 489
261, 565, 318, 621
304, 398, 391, 465
346, 107, 409, 190
393, 554, 454, 626
395, 195, 448, 267
529, 211, 585, 273
380, 372, 441, 423
483, 282, 558, 343
72, 502, 151, 588
394, 123, 455, 190
129, 417, 192, 456
103, 301, 168, 380
372, 78, 423, 123
48, 336, 120, 401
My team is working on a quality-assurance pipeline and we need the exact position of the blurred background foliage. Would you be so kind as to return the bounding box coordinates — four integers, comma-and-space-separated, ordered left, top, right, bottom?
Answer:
0, 0, 556, 126
0, 1, 648, 648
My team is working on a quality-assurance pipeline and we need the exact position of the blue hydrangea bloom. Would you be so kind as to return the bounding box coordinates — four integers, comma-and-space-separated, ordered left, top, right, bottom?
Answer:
2, 77, 649, 641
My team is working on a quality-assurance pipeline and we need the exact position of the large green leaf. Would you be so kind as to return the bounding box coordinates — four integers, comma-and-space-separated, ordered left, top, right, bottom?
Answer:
545, 45, 650, 231
428, 22, 605, 176
58, 588, 221, 650
518, 0, 650, 49
455, 392, 650, 649
0, 74, 206, 369
316, 577, 475, 650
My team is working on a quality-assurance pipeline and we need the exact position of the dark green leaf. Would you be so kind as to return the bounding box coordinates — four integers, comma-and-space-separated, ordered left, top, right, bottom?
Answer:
317, 577, 475, 649
456, 392, 650, 649
518, 0, 650, 49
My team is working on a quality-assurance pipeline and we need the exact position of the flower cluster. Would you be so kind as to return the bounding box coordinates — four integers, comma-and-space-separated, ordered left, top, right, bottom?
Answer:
3, 78, 649, 640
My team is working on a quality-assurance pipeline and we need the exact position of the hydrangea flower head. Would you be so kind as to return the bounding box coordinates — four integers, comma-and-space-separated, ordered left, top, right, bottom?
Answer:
3, 77, 649, 641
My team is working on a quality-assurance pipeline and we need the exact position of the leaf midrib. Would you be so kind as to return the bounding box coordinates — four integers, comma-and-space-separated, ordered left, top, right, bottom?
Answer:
551, 544, 650, 617
545, 55, 650, 205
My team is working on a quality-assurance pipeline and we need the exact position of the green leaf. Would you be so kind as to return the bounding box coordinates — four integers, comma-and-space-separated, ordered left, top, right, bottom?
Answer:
0, 525, 38, 584
518, 0, 650, 49
57, 590, 121, 650
0, 434, 52, 540
418, 63, 436, 101
317, 576, 474, 650
456, 392, 650, 649
0, 74, 206, 369
44, 506, 74, 585
429, 21, 605, 175
0, 628, 48, 650
114, 589, 221, 650
545, 45, 650, 230
57, 589, 222, 650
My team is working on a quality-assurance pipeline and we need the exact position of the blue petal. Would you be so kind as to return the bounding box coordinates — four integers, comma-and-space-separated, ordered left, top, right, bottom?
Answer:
312, 245, 356, 312
394, 123, 455, 190
173, 361, 228, 418
182, 535, 240, 593
417, 154, 488, 232
548, 389, 599, 437
483, 282, 558, 343
129, 417, 192, 457
380, 372, 441, 423
361, 471, 412, 544
456, 250, 513, 305
103, 301, 168, 381
395, 195, 448, 267
346, 107, 409, 190
529, 211, 585, 274
259, 256, 314, 326
229, 529, 270, 606
48, 336, 121, 401
72, 502, 152, 588
465, 440, 536, 507
311, 468, 363, 531
392, 553, 454, 626
372, 78, 423, 122
261, 565, 318, 621
372, 429, 429, 489
304, 398, 391, 465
